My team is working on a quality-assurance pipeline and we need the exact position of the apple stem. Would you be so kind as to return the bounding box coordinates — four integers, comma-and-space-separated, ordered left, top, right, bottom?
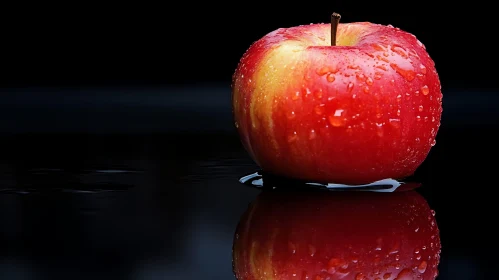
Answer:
331, 13, 341, 46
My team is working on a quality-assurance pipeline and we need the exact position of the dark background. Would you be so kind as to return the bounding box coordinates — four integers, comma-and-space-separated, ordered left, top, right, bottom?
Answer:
0, 2, 496, 279
0, 3, 496, 89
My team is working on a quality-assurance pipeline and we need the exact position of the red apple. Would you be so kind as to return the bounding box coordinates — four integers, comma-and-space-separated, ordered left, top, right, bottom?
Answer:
233, 189, 441, 280
232, 14, 442, 184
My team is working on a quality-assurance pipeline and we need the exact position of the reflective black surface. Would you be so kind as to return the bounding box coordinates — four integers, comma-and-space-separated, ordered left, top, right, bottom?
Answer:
0, 86, 496, 279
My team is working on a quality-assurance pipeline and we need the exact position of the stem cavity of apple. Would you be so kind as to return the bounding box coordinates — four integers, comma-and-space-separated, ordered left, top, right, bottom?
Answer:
331, 12, 341, 46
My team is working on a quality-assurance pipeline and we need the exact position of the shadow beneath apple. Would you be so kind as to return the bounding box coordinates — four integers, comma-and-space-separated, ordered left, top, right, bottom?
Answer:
232, 181, 441, 280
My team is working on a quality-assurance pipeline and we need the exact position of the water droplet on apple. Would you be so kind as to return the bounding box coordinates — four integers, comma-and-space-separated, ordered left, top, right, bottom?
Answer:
317, 65, 338, 76
421, 85, 429, 95
347, 82, 354, 92
308, 245, 316, 257
374, 72, 383, 80
418, 105, 424, 112
396, 94, 402, 101
316, 67, 329, 76
327, 73, 336, 82
419, 64, 427, 74
417, 261, 427, 273
356, 73, 365, 81
365, 77, 374, 85
415, 90, 420, 96
328, 109, 346, 127
355, 272, 367, 280
363, 86, 370, 93
376, 64, 388, 71
309, 129, 316, 140
391, 45, 409, 58
383, 272, 392, 279
389, 118, 400, 128
287, 132, 298, 143
372, 43, 387, 51
395, 269, 413, 279
390, 63, 416, 81
376, 112, 383, 118
416, 254, 422, 260
287, 111, 296, 119
376, 123, 384, 137
430, 139, 436, 146
302, 87, 312, 100
292, 91, 300, 100
396, 109, 401, 116
234, 121, 239, 128
327, 258, 349, 276
416, 115, 421, 121
314, 90, 323, 99
315, 104, 325, 115
376, 54, 390, 63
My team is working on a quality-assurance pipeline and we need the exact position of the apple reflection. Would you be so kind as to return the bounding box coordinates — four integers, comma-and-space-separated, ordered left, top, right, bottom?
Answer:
232, 185, 441, 280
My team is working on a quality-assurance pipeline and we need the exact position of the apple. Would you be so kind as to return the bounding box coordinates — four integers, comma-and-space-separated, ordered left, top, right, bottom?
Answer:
232, 189, 441, 280
232, 13, 442, 184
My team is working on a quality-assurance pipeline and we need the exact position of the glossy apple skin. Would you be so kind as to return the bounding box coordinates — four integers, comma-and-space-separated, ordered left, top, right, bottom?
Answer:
232, 22, 442, 184
233, 189, 441, 280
